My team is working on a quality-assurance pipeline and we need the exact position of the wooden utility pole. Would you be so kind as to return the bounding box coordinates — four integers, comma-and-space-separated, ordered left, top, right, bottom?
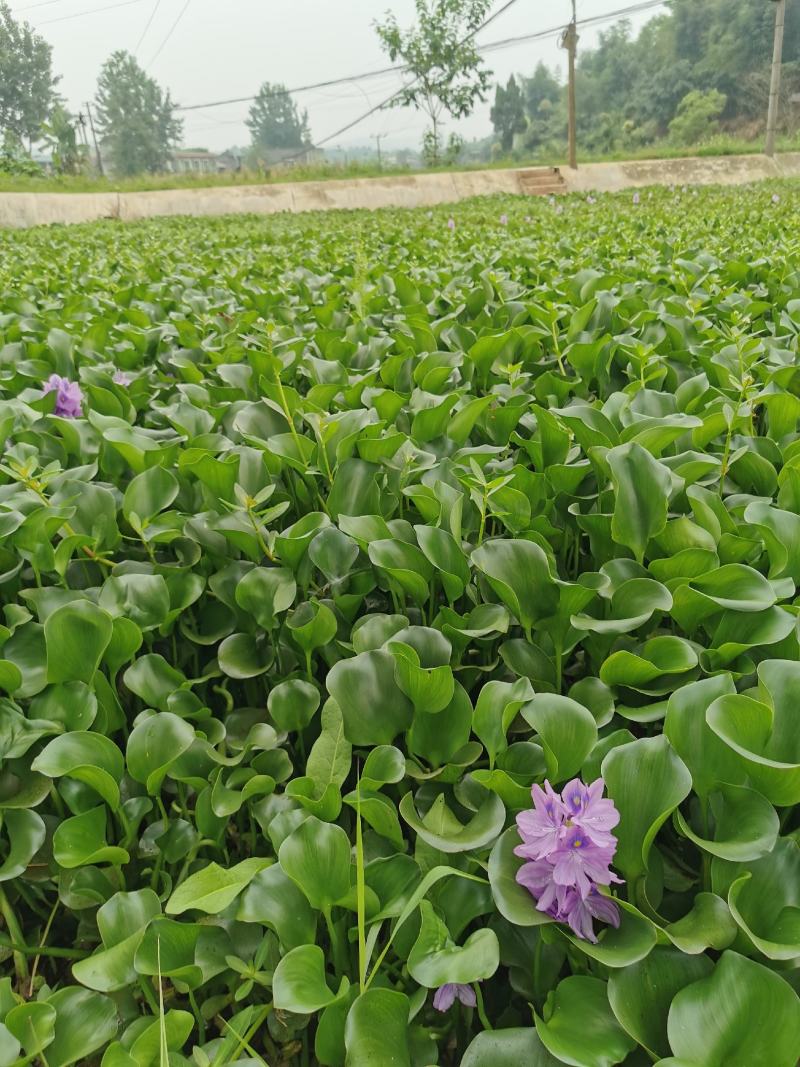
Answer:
766, 0, 787, 157
85, 102, 105, 176
563, 0, 578, 169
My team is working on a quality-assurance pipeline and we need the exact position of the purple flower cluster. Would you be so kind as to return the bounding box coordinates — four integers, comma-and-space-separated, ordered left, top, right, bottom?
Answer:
43, 374, 83, 418
515, 778, 622, 943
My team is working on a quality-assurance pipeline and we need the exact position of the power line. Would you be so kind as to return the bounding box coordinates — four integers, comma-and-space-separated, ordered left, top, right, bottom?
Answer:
282, 0, 526, 161
38, 0, 144, 24
174, 65, 405, 113
146, 0, 190, 67
134, 0, 162, 54
173, 0, 667, 115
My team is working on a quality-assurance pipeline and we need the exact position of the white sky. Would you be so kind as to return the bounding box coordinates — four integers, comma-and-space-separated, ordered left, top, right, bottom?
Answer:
9, 0, 662, 153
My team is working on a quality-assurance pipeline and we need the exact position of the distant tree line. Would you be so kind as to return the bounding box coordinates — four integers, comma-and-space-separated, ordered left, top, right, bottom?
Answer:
492, 0, 800, 157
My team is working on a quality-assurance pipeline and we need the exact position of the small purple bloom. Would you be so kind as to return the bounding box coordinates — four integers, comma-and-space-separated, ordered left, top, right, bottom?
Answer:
43, 374, 83, 418
499, 213, 508, 225
561, 777, 620, 845
447, 217, 455, 230
560, 888, 621, 944
113, 370, 131, 386
551, 827, 621, 898
433, 983, 476, 1012
632, 192, 640, 205
555, 204, 564, 215
586, 195, 596, 205
772, 193, 781, 204
515, 781, 565, 859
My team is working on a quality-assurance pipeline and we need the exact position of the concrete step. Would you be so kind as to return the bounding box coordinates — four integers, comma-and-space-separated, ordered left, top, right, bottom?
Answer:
519, 182, 566, 196
517, 167, 566, 196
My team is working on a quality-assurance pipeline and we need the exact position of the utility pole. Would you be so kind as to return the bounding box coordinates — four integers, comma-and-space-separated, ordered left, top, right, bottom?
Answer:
373, 133, 384, 169
85, 102, 105, 177
561, 0, 578, 169
766, 0, 787, 157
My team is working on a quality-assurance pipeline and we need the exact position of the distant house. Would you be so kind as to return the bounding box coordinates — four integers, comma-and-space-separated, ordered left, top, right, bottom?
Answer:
168, 149, 241, 174
255, 146, 324, 167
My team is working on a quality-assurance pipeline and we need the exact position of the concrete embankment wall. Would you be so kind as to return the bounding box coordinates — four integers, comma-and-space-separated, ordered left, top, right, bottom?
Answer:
1, 153, 799, 230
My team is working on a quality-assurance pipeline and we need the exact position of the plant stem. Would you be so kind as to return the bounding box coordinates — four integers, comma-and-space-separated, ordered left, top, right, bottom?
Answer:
0, 885, 29, 982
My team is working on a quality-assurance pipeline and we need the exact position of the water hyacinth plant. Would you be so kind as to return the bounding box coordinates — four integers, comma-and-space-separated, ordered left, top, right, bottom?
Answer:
515, 779, 622, 942
0, 182, 799, 1065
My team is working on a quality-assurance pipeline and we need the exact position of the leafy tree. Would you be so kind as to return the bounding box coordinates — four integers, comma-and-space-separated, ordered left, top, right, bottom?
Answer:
41, 105, 87, 175
246, 83, 310, 157
0, 1, 58, 144
375, 0, 493, 166
94, 50, 182, 176
490, 74, 526, 153
669, 88, 727, 145
524, 62, 560, 120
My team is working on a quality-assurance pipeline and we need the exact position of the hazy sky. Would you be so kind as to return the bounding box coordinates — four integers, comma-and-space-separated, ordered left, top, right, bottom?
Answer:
10, 0, 662, 153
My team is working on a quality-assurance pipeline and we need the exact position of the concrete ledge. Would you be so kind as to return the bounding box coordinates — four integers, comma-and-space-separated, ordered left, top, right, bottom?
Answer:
1, 153, 798, 229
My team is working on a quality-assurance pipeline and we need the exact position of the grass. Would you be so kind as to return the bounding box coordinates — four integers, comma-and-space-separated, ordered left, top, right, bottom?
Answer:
0, 134, 797, 194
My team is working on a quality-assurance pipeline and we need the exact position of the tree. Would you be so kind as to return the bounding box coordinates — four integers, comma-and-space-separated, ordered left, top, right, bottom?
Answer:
41, 104, 87, 175
490, 74, 526, 153
0, 1, 58, 145
375, 0, 493, 166
246, 83, 310, 158
94, 51, 182, 176
668, 88, 727, 145
524, 62, 561, 120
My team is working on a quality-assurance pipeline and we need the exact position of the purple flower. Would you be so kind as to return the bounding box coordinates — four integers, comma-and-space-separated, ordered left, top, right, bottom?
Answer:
113, 370, 131, 386
560, 888, 621, 944
551, 827, 621, 897
499, 213, 508, 225
561, 777, 619, 845
586, 195, 596, 205
555, 204, 564, 215
772, 193, 781, 204
632, 192, 640, 205
447, 217, 455, 230
515, 777, 622, 942
43, 374, 83, 418
515, 781, 565, 859
433, 983, 476, 1012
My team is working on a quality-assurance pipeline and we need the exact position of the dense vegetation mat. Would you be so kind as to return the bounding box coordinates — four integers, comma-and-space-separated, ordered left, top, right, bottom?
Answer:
1, 184, 800, 1065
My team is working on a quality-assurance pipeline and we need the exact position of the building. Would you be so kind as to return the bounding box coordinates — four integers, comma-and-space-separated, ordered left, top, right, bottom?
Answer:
168, 149, 241, 174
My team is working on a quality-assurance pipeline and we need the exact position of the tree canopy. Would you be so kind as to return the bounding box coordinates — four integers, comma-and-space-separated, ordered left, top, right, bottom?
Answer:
0, 1, 57, 144
375, 0, 493, 164
246, 83, 310, 157
94, 50, 182, 176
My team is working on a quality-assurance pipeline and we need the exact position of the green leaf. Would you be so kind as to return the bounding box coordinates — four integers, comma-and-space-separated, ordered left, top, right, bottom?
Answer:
45, 987, 118, 1067
535, 976, 636, 1067
327, 650, 413, 746
602, 735, 692, 883
607, 442, 673, 563
45, 601, 113, 685
126, 713, 195, 795
344, 989, 411, 1067
667, 951, 800, 1066
461, 1028, 562, 1067
279, 816, 351, 909
607, 947, 713, 1059
399, 779, 505, 854
521, 693, 597, 782
407, 900, 499, 987
237, 863, 317, 949
472, 539, 558, 632
273, 944, 344, 1014
166, 857, 271, 915
32, 731, 124, 810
